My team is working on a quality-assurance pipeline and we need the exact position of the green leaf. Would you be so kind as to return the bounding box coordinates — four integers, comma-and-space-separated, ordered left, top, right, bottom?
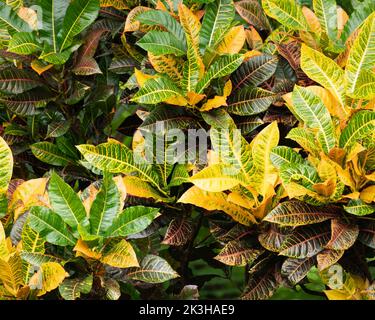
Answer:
345, 12, 375, 99
21, 224, 45, 283
340, 0, 375, 42
76, 142, 162, 190
179, 4, 201, 93
286, 127, 320, 156
48, 172, 89, 230
231, 54, 278, 90
291, 85, 336, 154
39, 0, 69, 52
0, 88, 55, 115
20, 252, 64, 267
300, 44, 346, 108
31, 142, 72, 166
7, 32, 42, 55
262, 0, 308, 31
136, 9, 186, 43
344, 199, 375, 216
89, 173, 120, 236
281, 257, 315, 285
313, 0, 337, 41
264, 201, 337, 226
200, 0, 235, 49
126, 254, 179, 283
29, 206, 76, 246
196, 54, 244, 94
131, 77, 185, 104
0, 68, 41, 94
270, 146, 304, 169
59, 275, 93, 300
58, 0, 99, 52
137, 31, 186, 56
339, 110, 375, 150
280, 224, 331, 258
325, 219, 358, 250
227, 86, 276, 115
105, 206, 160, 238
0, 2, 31, 33
0, 136, 13, 199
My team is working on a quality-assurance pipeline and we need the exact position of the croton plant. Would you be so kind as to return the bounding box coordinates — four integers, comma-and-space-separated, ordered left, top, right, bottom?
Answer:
0, 0, 374, 300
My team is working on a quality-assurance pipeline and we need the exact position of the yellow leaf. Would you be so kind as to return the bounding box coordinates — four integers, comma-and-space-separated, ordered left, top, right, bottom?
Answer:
100, 0, 129, 9
113, 175, 127, 206
189, 164, 242, 192
337, 7, 349, 39
305, 86, 349, 121
365, 172, 375, 181
324, 289, 352, 300
302, 6, 321, 34
216, 26, 246, 54
178, 186, 257, 226
134, 68, 156, 87
0, 221, 4, 242
18, 7, 38, 30
148, 53, 183, 82
243, 50, 262, 61
101, 240, 139, 268
249, 121, 279, 196
33, 262, 68, 296
9, 178, 49, 221
343, 192, 360, 200
124, 6, 151, 32
80, 183, 100, 215
73, 239, 102, 260
122, 176, 172, 202
207, 150, 221, 165
360, 186, 375, 203
245, 26, 263, 50
313, 179, 336, 197
164, 96, 189, 106
187, 92, 205, 105
318, 159, 337, 182
252, 185, 275, 219
0, 253, 24, 297
200, 80, 232, 111
31, 60, 53, 75
227, 192, 254, 209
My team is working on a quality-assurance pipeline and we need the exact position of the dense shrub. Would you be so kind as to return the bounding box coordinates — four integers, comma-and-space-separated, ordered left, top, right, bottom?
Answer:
0, 0, 374, 300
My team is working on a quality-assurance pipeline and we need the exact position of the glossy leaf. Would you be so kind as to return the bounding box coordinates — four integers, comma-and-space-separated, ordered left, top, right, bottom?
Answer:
89, 174, 120, 236
262, 0, 308, 30
105, 206, 160, 238
162, 217, 193, 246
265, 201, 337, 226
31, 142, 72, 166
48, 172, 89, 230
126, 254, 179, 283
325, 219, 359, 250
231, 54, 278, 90
59, 275, 93, 300
29, 206, 76, 246
279, 224, 331, 258
281, 256, 315, 285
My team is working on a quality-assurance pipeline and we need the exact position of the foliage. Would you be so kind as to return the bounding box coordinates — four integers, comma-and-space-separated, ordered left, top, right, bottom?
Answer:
0, 0, 374, 300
